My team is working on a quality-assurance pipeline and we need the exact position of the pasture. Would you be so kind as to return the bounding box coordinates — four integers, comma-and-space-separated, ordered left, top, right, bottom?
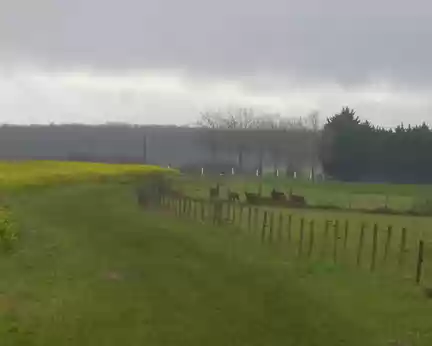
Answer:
171, 175, 432, 286
176, 174, 432, 212
1, 162, 432, 345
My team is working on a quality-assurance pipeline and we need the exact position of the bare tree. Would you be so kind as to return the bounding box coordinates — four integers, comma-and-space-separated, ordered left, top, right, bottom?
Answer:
198, 107, 258, 129
197, 110, 225, 129
197, 108, 322, 176
197, 107, 259, 171
306, 111, 321, 180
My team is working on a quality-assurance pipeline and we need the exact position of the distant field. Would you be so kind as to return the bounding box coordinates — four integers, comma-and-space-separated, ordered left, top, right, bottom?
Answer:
176, 174, 432, 212
0, 160, 172, 190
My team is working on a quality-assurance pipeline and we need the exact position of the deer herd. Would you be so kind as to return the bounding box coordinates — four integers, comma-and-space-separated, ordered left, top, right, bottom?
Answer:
209, 183, 306, 207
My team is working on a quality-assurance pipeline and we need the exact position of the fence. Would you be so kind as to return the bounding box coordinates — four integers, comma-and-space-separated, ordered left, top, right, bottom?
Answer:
151, 194, 430, 287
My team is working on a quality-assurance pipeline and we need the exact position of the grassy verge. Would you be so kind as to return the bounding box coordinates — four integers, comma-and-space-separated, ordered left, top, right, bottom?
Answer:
1, 182, 432, 345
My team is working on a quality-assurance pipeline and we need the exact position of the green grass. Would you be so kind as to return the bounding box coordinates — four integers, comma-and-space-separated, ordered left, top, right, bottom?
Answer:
177, 175, 432, 211
1, 182, 432, 345
175, 175, 432, 285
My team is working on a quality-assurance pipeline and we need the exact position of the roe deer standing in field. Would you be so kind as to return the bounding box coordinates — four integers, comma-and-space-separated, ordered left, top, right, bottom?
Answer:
228, 189, 240, 202
245, 192, 260, 204
288, 188, 306, 206
209, 183, 220, 199
271, 188, 286, 201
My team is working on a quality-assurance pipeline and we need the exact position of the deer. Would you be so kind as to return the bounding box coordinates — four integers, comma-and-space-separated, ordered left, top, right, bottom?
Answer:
244, 192, 260, 204
228, 189, 240, 202
288, 188, 306, 206
271, 188, 286, 201
209, 183, 220, 199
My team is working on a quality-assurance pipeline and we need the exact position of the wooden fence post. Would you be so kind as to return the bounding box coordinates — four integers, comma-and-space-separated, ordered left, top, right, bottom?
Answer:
183, 197, 187, 215
278, 212, 284, 241
321, 220, 330, 259
268, 212, 275, 242
298, 218, 305, 257
343, 220, 349, 250
333, 220, 339, 263
187, 198, 191, 218
416, 240, 425, 285
177, 198, 182, 216
212, 200, 217, 225
357, 222, 366, 267
261, 211, 268, 243
159, 194, 163, 208
247, 207, 252, 231
383, 225, 393, 263
179, 198, 183, 216
186, 198, 190, 217
200, 200, 205, 222
308, 220, 315, 259
193, 200, 198, 221
370, 223, 378, 271
181, 198, 185, 216
212, 201, 219, 225
286, 215, 293, 245
399, 227, 407, 268
239, 205, 244, 228
232, 203, 236, 224
254, 208, 259, 233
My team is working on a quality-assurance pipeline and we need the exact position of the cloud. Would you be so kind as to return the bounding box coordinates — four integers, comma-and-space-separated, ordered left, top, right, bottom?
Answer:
1, 67, 431, 127
1, 0, 432, 125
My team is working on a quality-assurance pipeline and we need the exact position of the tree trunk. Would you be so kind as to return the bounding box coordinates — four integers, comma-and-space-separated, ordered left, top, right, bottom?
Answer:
258, 150, 264, 176
273, 153, 279, 177
237, 148, 244, 173
210, 143, 217, 160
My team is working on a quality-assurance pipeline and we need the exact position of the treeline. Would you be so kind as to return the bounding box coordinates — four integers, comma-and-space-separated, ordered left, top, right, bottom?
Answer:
321, 107, 432, 183
197, 108, 320, 174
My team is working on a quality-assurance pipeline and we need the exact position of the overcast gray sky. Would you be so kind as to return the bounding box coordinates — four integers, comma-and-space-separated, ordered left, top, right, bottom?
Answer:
1, 0, 432, 126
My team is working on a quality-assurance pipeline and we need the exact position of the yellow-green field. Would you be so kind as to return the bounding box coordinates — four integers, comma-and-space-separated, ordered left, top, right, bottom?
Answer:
0, 160, 173, 190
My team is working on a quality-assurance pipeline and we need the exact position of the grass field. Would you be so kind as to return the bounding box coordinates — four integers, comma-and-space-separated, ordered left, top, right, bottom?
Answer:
177, 174, 432, 212
172, 175, 432, 286
1, 162, 432, 344
1, 182, 432, 345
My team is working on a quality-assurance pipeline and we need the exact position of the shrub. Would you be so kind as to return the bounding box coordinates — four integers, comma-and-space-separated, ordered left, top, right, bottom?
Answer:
135, 173, 173, 207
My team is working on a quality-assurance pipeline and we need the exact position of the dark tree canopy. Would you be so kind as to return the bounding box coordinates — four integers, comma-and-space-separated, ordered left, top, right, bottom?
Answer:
321, 107, 432, 183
